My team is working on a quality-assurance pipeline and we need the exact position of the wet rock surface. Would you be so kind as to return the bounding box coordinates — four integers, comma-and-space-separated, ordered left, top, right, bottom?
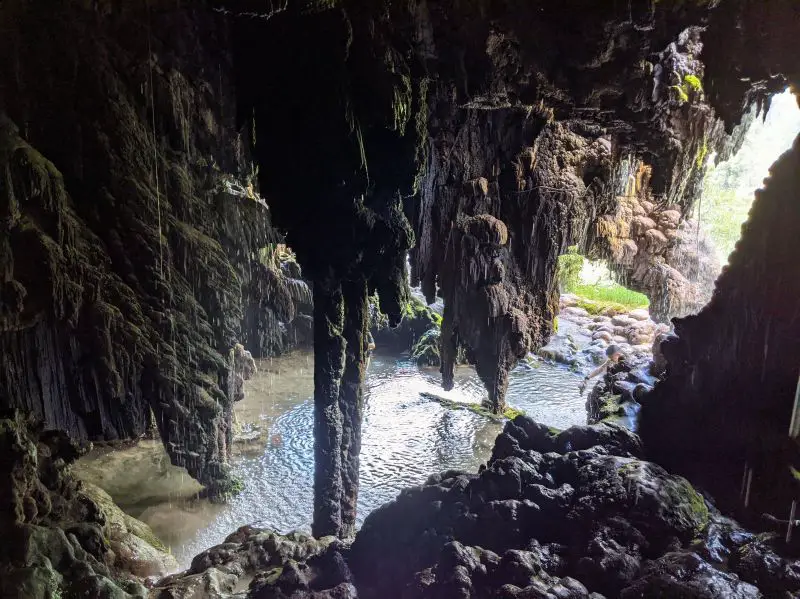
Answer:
0, 411, 173, 598
640, 135, 800, 518
0, 1, 311, 495
152, 527, 342, 599
163, 415, 800, 598
540, 296, 668, 373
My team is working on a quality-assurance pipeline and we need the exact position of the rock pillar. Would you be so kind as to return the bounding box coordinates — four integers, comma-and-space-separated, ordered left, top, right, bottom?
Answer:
338, 280, 369, 537
312, 282, 346, 537
312, 278, 369, 538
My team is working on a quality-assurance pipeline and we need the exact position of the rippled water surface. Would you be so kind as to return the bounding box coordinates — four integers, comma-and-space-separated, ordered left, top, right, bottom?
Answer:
76, 348, 585, 568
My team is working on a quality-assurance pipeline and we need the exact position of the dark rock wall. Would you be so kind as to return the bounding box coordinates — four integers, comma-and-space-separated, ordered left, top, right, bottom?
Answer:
640, 133, 800, 517
0, 1, 306, 493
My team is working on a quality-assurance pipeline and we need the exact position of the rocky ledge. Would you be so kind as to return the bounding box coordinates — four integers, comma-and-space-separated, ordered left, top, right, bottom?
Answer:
162, 417, 800, 598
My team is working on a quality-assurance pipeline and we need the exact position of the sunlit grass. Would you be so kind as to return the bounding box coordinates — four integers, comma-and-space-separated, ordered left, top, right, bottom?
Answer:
567, 283, 649, 312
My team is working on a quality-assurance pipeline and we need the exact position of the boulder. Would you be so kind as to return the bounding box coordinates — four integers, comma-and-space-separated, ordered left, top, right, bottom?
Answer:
657, 209, 682, 229
628, 308, 649, 321
563, 306, 590, 318
630, 216, 657, 237
619, 552, 760, 599
592, 331, 613, 343
644, 228, 669, 253
611, 315, 634, 327
560, 294, 580, 308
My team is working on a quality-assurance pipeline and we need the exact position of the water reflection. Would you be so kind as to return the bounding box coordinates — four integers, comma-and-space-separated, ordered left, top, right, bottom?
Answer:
75, 348, 586, 568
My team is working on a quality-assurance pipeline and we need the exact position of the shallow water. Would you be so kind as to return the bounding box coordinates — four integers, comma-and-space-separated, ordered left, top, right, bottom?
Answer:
76, 348, 585, 568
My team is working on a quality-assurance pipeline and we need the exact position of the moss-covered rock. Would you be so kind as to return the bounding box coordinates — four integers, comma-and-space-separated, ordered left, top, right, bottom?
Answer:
0, 411, 152, 598
79, 481, 177, 578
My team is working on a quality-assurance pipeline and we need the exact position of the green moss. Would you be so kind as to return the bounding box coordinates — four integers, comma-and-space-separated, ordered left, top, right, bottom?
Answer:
212, 475, 245, 502
670, 477, 710, 533
263, 567, 283, 586
411, 328, 440, 366
421, 392, 524, 422
503, 406, 525, 420
599, 395, 622, 420
696, 136, 709, 169
683, 74, 703, 93
670, 84, 689, 103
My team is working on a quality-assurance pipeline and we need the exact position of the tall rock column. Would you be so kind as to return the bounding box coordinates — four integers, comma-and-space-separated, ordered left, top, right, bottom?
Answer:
338, 280, 369, 537
312, 282, 346, 537
310, 278, 369, 538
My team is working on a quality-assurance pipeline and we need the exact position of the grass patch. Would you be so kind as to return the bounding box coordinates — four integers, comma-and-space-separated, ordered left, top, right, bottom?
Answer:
569, 283, 649, 312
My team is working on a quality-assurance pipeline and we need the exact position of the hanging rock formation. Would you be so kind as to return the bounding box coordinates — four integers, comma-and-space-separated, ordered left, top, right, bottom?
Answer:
0, 1, 311, 495
408, 3, 739, 411
228, 2, 422, 536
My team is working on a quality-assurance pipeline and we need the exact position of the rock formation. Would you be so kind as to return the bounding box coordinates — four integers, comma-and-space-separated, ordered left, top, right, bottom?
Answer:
167, 417, 800, 598
592, 163, 722, 322
0, 2, 310, 496
0, 411, 173, 598
229, 2, 422, 535
408, 3, 747, 413
640, 133, 800, 518
1, 0, 800, 571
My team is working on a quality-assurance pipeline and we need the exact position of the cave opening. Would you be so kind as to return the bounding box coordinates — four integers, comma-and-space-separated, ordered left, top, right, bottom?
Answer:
693, 89, 800, 267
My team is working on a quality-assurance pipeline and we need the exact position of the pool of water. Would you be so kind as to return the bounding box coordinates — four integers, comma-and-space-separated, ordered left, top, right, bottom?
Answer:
75, 348, 585, 568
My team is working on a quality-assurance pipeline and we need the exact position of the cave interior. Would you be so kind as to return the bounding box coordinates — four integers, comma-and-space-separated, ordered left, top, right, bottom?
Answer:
1, 0, 800, 597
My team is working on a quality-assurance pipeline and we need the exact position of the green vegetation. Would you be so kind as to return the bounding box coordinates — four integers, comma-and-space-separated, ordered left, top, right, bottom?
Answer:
683, 74, 703, 93
555, 246, 584, 292
670, 84, 689, 103
557, 245, 649, 312
402, 296, 442, 328
569, 284, 649, 312
696, 137, 709, 169
411, 328, 440, 366
503, 406, 525, 420
421, 392, 525, 422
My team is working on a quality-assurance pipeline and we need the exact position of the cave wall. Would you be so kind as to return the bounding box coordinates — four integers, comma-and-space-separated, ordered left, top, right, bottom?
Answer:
0, 1, 308, 493
636, 0, 800, 516
640, 132, 800, 516
592, 161, 721, 323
